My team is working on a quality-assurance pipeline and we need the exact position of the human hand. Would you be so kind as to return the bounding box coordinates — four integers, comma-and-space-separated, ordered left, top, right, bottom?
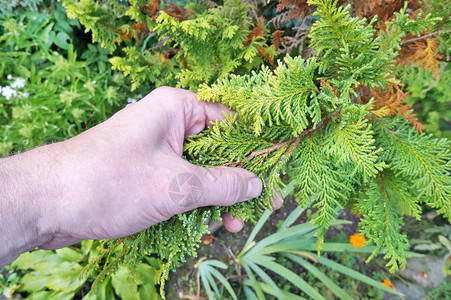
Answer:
37, 87, 264, 250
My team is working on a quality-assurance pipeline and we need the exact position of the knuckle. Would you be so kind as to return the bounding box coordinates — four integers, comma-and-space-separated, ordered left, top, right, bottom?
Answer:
223, 171, 245, 204
151, 86, 174, 98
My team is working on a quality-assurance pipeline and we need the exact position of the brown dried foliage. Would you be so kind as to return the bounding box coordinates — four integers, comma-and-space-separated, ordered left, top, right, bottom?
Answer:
139, 0, 160, 17
116, 22, 149, 45
361, 83, 424, 133
269, 0, 312, 55
271, 29, 285, 51
245, 17, 274, 64
276, 0, 310, 23
351, 0, 421, 23
270, 22, 312, 56
118, 0, 194, 45
245, 16, 266, 46
399, 37, 443, 79
352, 0, 403, 22
347, 0, 441, 133
351, 0, 443, 79
199, 0, 218, 8
164, 2, 195, 21
139, 0, 194, 20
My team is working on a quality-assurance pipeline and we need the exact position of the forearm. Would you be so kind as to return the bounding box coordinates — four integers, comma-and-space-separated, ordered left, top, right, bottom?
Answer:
0, 144, 62, 266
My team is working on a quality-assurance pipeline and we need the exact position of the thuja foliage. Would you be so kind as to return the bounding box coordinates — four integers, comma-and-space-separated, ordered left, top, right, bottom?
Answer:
80, 0, 451, 296
63, 0, 275, 91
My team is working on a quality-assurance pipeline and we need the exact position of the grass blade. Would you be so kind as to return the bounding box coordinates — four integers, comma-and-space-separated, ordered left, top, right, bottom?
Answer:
312, 254, 403, 296
252, 255, 326, 300
279, 206, 305, 231
258, 282, 309, 300
260, 239, 316, 255
247, 260, 284, 300
285, 253, 353, 300
242, 209, 272, 252
208, 265, 238, 300
243, 284, 258, 299
203, 265, 221, 296
241, 263, 265, 300
203, 259, 228, 269
249, 223, 317, 254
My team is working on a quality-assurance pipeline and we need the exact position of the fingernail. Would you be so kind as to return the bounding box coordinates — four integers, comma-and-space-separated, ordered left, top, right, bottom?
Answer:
245, 177, 262, 200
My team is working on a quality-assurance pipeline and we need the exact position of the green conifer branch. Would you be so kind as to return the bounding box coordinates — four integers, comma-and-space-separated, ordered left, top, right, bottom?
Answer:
153, 0, 274, 91
63, 0, 128, 51
373, 116, 451, 220
199, 57, 322, 136
358, 172, 410, 273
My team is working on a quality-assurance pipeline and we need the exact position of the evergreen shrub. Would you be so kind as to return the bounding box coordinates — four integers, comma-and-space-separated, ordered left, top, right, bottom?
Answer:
2, 0, 449, 298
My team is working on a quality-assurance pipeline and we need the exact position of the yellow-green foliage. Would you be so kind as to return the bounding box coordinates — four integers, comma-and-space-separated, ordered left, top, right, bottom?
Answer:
153, 0, 276, 91
0, 4, 128, 155
64, 0, 276, 91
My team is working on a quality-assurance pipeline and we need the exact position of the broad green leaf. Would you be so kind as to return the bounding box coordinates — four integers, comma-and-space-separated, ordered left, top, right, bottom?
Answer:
45, 262, 84, 292
111, 266, 139, 300
438, 235, 451, 250
56, 247, 82, 262
19, 271, 48, 293
136, 263, 157, 285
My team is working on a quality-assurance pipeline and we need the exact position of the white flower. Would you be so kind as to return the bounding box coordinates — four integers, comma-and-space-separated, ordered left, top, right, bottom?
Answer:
137, 94, 143, 99
22, 92, 29, 98
10, 78, 26, 89
7, 74, 12, 80
126, 97, 137, 104
1, 86, 17, 99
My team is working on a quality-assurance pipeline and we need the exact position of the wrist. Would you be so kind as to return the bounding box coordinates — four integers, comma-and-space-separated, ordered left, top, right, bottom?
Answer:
0, 143, 65, 265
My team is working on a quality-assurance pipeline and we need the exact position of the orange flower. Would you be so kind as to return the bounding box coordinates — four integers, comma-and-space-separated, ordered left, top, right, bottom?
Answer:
381, 279, 395, 289
349, 233, 367, 248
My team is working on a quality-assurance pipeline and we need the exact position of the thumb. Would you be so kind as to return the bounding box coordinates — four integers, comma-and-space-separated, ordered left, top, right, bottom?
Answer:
167, 165, 262, 213
198, 166, 263, 207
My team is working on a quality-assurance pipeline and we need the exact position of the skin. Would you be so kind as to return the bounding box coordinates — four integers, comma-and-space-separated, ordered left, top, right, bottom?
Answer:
0, 87, 282, 267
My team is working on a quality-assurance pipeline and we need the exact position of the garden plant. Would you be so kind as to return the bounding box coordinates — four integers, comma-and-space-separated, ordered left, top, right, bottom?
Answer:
1, 0, 450, 298
196, 206, 415, 299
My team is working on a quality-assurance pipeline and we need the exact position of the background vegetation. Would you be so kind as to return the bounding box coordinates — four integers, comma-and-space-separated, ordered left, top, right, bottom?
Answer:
0, 0, 449, 299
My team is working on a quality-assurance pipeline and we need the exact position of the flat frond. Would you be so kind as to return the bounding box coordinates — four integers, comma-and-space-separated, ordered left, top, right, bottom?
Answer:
325, 116, 385, 182
374, 116, 451, 220
358, 175, 410, 273
290, 137, 353, 249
